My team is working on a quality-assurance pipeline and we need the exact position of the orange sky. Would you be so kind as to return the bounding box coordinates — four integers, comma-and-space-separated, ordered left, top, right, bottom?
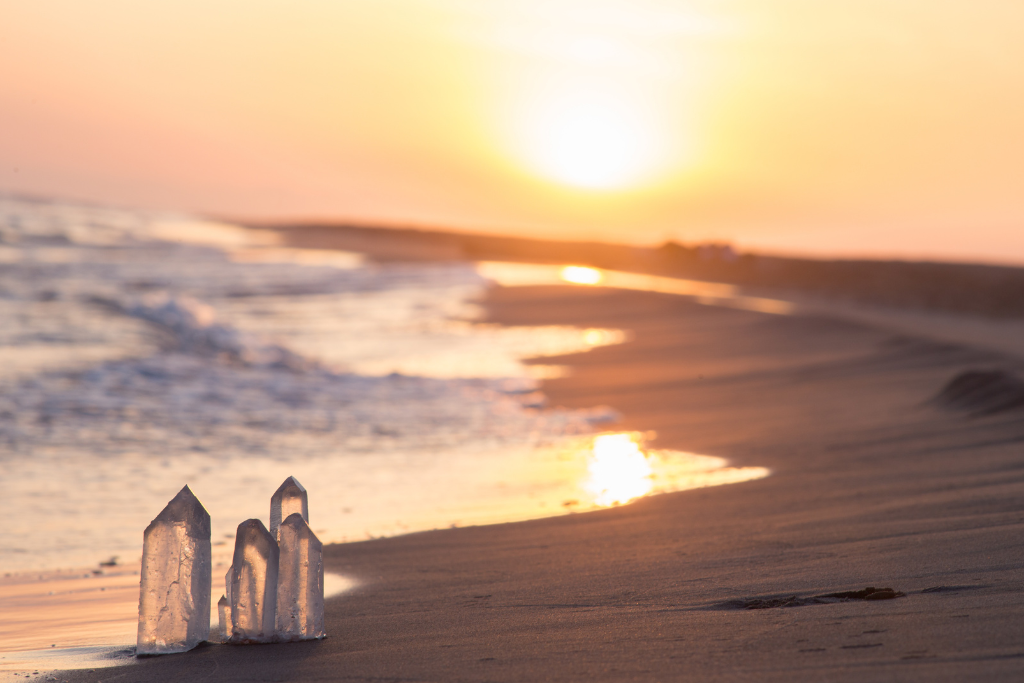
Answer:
2, 1, 1023, 263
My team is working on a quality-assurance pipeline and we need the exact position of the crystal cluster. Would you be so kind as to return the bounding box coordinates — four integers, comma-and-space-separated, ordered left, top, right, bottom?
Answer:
137, 486, 212, 655
139, 477, 326, 654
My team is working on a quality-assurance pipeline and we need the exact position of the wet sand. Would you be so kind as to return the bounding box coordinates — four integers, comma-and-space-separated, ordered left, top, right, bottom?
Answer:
63, 283, 1024, 682
0, 569, 139, 652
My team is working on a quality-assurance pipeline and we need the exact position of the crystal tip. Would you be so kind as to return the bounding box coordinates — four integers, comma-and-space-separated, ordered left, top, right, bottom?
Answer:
149, 485, 211, 537
273, 476, 307, 497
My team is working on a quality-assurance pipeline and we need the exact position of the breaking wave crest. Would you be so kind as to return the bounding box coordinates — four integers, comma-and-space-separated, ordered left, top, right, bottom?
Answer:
123, 294, 315, 371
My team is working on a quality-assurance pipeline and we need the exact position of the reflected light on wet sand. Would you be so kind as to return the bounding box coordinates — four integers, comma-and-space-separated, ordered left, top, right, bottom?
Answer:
561, 265, 604, 285
583, 433, 770, 508
480, 262, 795, 315
0, 571, 356, 672
586, 434, 653, 506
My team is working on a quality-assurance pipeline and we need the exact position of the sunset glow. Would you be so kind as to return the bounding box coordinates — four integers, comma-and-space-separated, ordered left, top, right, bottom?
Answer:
3, 2, 1024, 262
518, 88, 664, 190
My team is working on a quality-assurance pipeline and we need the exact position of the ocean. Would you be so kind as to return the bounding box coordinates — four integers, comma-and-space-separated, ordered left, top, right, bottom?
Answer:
0, 195, 765, 577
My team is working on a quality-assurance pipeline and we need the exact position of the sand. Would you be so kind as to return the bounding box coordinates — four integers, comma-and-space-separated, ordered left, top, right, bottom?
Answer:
61, 283, 1024, 682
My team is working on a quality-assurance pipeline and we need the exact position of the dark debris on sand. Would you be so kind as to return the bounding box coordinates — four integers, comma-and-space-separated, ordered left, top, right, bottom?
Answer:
724, 587, 905, 610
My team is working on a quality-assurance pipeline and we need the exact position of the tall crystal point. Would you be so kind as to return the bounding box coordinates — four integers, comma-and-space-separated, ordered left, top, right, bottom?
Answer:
276, 513, 325, 641
270, 476, 308, 540
137, 485, 212, 655
229, 519, 279, 643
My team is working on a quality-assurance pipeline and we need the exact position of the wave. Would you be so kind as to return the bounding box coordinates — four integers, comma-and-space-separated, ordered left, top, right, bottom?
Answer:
123, 294, 315, 371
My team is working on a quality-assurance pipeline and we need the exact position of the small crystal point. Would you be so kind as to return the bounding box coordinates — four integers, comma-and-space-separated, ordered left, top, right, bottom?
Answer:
137, 486, 212, 655
275, 513, 325, 641
217, 595, 231, 639
228, 519, 279, 643
270, 476, 308, 540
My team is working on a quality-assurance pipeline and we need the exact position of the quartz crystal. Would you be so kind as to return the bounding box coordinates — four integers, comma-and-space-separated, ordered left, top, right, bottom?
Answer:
217, 595, 231, 639
269, 476, 308, 540
137, 485, 212, 655
221, 566, 234, 638
275, 513, 326, 640
228, 519, 279, 643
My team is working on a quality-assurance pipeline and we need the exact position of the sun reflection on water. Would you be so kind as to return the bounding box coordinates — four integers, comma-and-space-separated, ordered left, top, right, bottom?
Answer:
585, 433, 653, 505
481, 261, 796, 316
576, 432, 769, 509
561, 265, 604, 285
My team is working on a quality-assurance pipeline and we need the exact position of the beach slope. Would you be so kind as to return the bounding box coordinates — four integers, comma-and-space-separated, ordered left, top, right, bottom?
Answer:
65, 285, 1024, 682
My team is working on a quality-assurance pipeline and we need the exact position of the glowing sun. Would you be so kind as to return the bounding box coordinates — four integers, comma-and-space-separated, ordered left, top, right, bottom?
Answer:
521, 89, 661, 190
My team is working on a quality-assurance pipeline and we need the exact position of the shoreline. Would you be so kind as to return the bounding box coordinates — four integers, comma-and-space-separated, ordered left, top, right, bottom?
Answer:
54, 279, 1024, 681
267, 220, 1024, 318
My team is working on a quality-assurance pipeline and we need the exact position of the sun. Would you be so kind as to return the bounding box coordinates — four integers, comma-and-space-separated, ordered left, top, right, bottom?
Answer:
519, 88, 662, 190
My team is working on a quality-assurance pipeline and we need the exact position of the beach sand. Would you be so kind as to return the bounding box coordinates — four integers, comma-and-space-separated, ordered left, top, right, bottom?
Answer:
61, 283, 1024, 682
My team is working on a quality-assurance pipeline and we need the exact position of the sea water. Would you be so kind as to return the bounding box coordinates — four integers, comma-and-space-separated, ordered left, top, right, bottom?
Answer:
0, 195, 771, 574
0, 195, 642, 576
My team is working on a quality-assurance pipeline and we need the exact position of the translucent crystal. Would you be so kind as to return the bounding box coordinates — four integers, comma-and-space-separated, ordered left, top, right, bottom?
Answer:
228, 519, 279, 643
269, 476, 308, 540
275, 513, 325, 641
217, 595, 231, 639
220, 565, 233, 638
136, 485, 212, 655
222, 565, 234, 638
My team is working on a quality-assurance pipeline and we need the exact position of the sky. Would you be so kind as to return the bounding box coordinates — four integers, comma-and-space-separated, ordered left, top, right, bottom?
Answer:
2, 1, 1024, 264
